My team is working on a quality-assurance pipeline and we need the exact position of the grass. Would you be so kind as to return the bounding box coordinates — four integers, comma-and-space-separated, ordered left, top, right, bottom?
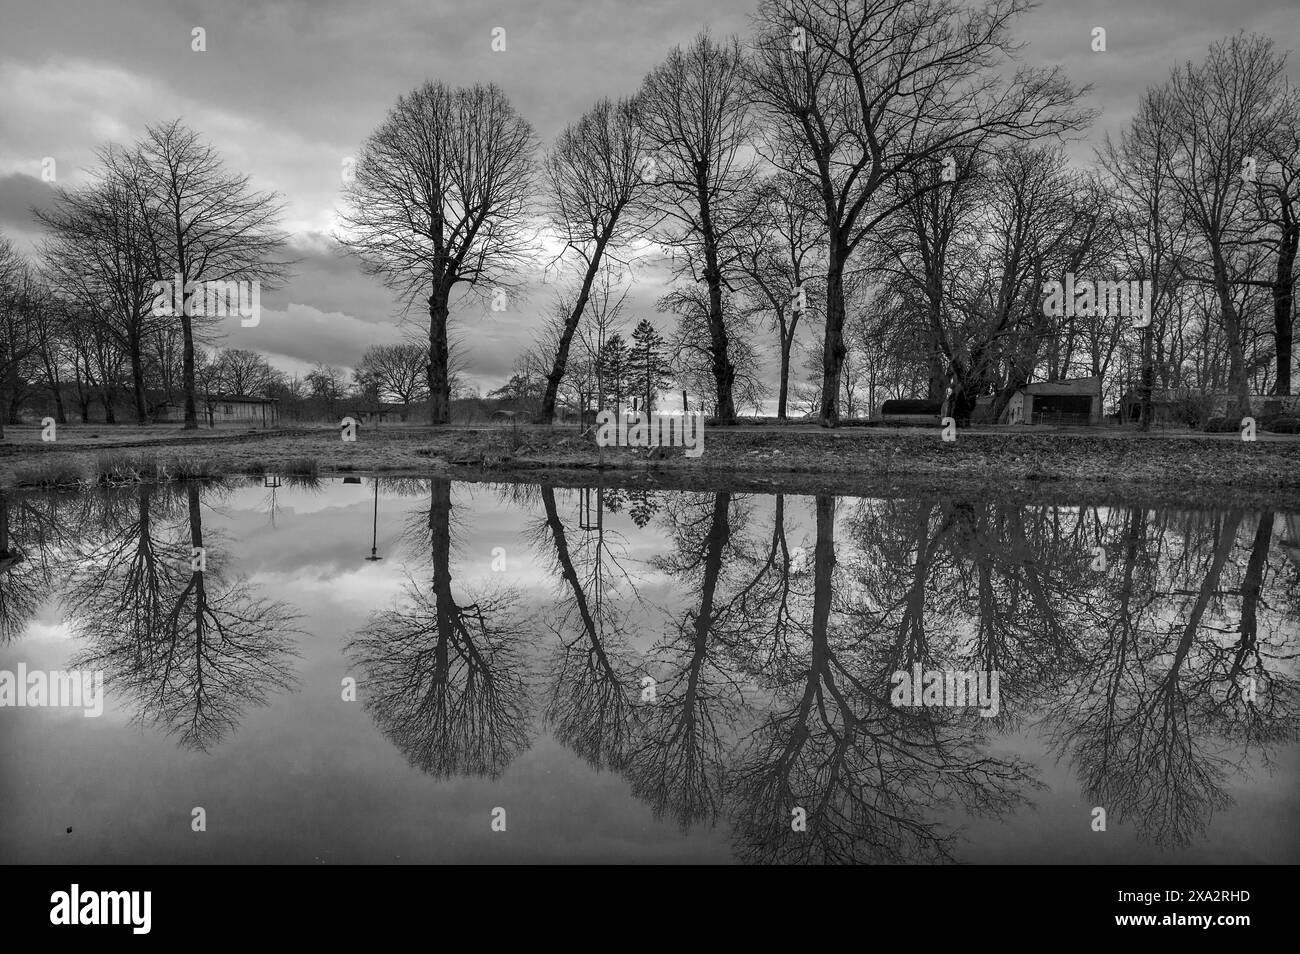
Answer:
13, 459, 85, 488
94, 451, 156, 484
4, 423, 1299, 498
170, 456, 227, 480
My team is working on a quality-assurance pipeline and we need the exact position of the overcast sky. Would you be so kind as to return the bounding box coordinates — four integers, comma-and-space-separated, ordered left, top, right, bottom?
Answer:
0, 0, 1296, 394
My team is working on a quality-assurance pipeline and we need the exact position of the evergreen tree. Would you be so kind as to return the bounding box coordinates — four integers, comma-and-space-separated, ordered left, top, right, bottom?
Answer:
628, 318, 673, 414
594, 333, 629, 413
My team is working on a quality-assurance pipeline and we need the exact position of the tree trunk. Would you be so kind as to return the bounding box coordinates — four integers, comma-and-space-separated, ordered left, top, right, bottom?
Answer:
40, 353, 66, 425
818, 247, 848, 427
539, 230, 612, 424
6, 360, 21, 425
51, 382, 66, 425
1273, 224, 1296, 396
926, 316, 946, 401
777, 333, 791, 420
101, 381, 117, 424
697, 180, 735, 424
0, 488, 9, 556
181, 294, 198, 430
130, 333, 149, 425
427, 287, 451, 425
644, 344, 653, 416
1207, 241, 1253, 419
1139, 322, 1154, 431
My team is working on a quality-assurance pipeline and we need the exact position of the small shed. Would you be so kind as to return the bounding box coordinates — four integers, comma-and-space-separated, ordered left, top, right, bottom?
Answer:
156, 396, 280, 427
970, 377, 1102, 425
1019, 377, 1103, 424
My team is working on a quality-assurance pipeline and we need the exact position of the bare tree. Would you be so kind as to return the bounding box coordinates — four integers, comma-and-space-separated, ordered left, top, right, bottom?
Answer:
735, 175, 824, 417
68, 483, 299, 751
640, 33, 757, 424
662, 281, 769, 415
1161, 34, 1293, 418
0, 237, 44, 439
355, 342, 429, 420
304, 362, 348, 417
537, 97, 651, 423
211, 347, 283, 397
128, 121, 291, 429
37, 149, 164, 424
347, 479, 533, 778
1246, 89, 1300, 396
339, 82, 537, 425
750, 0, 1088, 425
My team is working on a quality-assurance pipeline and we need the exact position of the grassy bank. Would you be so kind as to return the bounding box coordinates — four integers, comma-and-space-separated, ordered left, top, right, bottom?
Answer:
1, 422, 1298, 505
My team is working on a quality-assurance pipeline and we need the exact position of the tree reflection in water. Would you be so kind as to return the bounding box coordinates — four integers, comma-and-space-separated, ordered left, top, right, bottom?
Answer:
7, 476, 1294, 861
346, 478, 533, 779
62, 481, 299, 752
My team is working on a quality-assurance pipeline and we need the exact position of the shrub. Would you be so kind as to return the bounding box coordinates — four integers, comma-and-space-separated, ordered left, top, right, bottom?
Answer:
1266, 415, 1300, 434
94, 452, 153, 484
1203, 416, 1242, 433
13, 459, 83, 488
1169, 393, 1214, 428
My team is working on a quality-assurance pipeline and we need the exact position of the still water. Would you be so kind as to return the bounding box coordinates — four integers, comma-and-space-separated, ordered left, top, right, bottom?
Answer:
1, 477, 1297, 864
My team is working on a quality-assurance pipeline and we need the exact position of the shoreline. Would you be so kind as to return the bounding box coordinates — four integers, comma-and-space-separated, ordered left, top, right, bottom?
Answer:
2, 423, 1298, 507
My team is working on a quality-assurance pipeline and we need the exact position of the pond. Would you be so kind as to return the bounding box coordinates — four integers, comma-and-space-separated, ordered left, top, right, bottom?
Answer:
1, 477, 1297, 864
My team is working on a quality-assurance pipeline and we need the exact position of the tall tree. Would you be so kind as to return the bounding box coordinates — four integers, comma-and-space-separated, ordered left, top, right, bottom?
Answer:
0, 238, 43, 440
1247, 92, 1300, 396
640, 33, 757, 425
37, 149, 164, 424
1161, 34, 1293, 418
130, 121, 290, 429
538, 97, 650, 423
750, 0, 1088, 425
735, 175, 823, 418
340, 81, 537, 425
1100, 87, 1195, 428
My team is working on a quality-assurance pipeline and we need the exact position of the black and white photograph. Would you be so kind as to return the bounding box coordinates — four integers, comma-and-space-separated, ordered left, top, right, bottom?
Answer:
0, 0, 1296, 923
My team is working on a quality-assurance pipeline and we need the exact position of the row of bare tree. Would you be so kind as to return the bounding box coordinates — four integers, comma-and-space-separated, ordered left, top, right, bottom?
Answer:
339, 2, 1296, 425
0, 120, 290, 434
3, 2, 1295, 429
